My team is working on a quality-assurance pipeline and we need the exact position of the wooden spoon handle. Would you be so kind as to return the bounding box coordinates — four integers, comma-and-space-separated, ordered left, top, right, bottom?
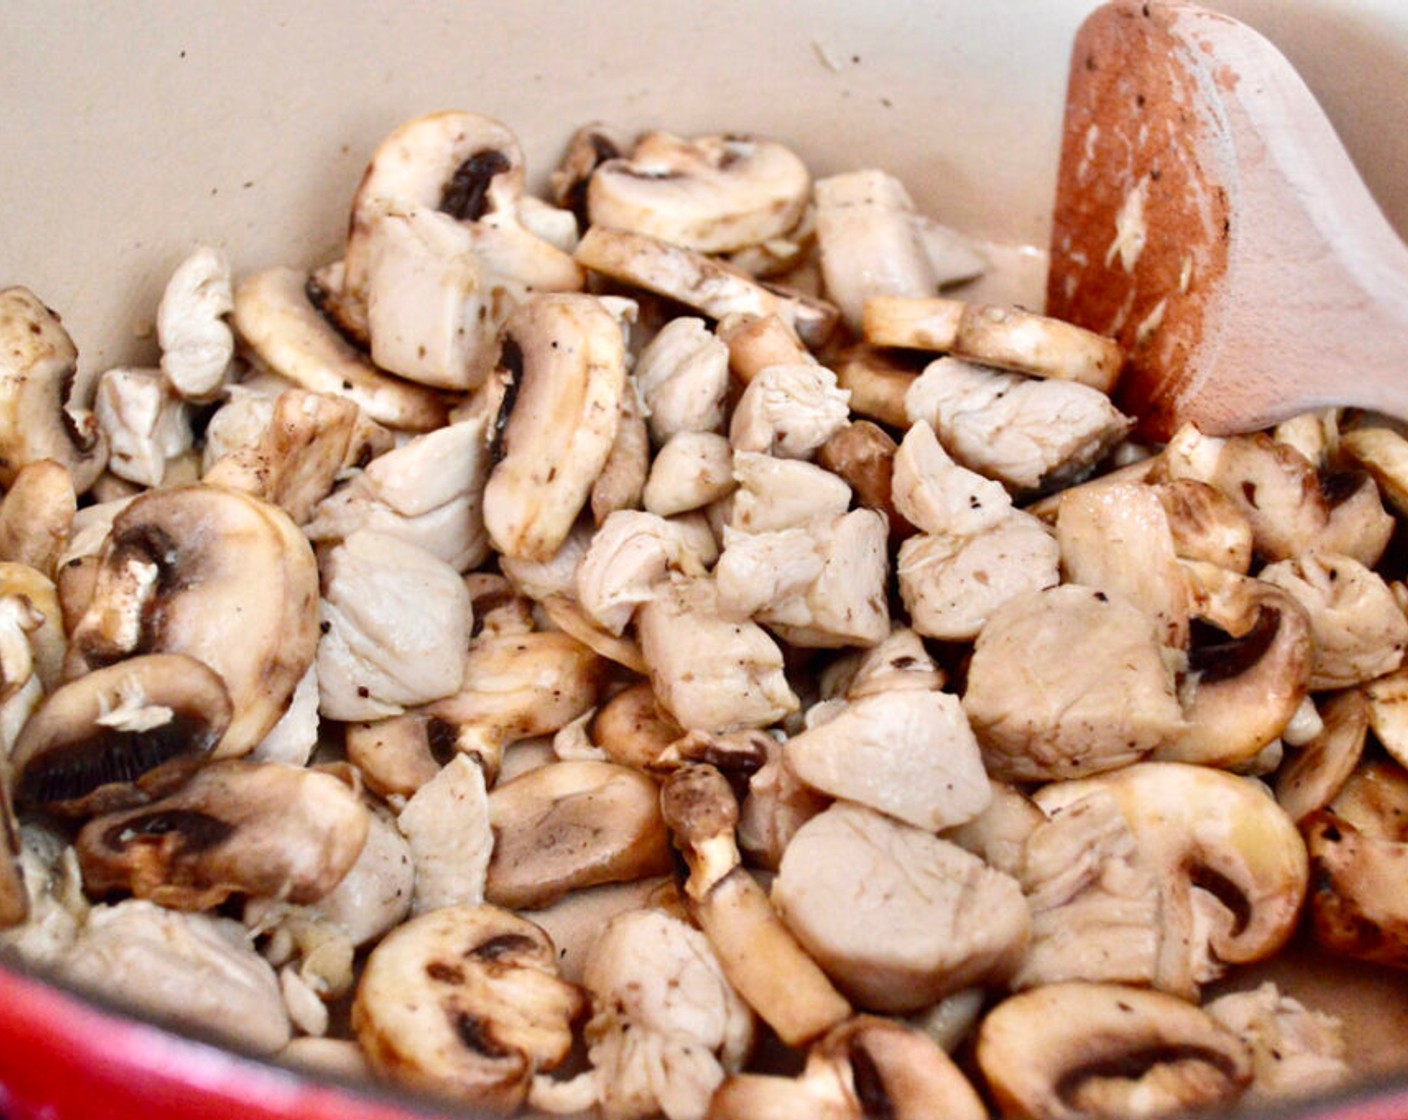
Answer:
1046, 0, 1408, 439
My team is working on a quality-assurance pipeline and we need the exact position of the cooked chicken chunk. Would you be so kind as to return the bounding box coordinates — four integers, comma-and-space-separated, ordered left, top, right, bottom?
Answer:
890, 420, 1012, 538
962, 585, 1185, 781
729, 451, 852, 533
94, 367, 192, 487
396, 754, 493, 915
905, 357, 1131, 492
157, 245, 235, 401
783, 691, 990, 831
575, 510, 708, 636
772, 801, 1029, 1012
1204, 982, 1349, 1105
305, 415, 493, 572
317, 530, 473, 720
633, 317, 730, 443
729, 364, 851, 459
642, 431, 736, 518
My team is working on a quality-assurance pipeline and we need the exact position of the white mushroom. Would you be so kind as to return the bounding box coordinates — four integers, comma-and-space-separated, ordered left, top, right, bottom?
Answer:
642, 431, 736, 517
590, 376, 650, 524
637, 578, 798, 732
397, 753, 494, 915
783, 691, 990, 831
587, 131, 810, 254
157, 245, 235, 401
0, 287, 107, 492
0, 459, 77, 580
905, 357, 1132, 493
728, 362, 850, 459
59, 899, 291, 1054
93, 366, 192, 487
316, 530, 472, 721
771, 801, 1028, 1012
482, 293, 627, 562
1259, 552, 1408, 689
962, 586, 1185, 782
304, 413, 493, 571
633, 317, 730, 443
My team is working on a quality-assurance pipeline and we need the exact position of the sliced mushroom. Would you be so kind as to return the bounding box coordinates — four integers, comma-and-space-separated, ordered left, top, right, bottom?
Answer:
1341, 424, 1408, 517
398, 753, 494, 915
1159, 568, 1312, 768
345, 712, 455, 800
783, 691, 989, 831
1304, 760, 1408, 969
0, 560, 65, 693
0, 287, 107, 491
538, 593, 649, 675
905, 357, 1132, 494
68, 483, 320, 758
590, 378, 649, 524
155, 246, 236, 401
587, 131, 810, 254
305, 412, 493, 570
1034, 762, 1308, 999
712, 1015, 988, 1120
728, 362, 850, 460
1151, 477, 1253, 573
0, 459, 77, 579
425, 630, 608, 782
12, 652, 231, 817
975, 982, 1252, 1120
587, 681, 684, 771
772, 801, 1027, 1012
549, 121, 627, 223
715, 311, 813, 384
962, 586, 1184, 782
1157, 426, 1394, 567
1366, 666, 1408, 770
833, 343, 922, 430
352, 902, 585, 1111
633, 316, 730, 443
0, 770, 25, 930
1259, 552, 1408, 689
660, 763, 851, 1047
637, 578, 798, 733
1274, 409, 1340, 469
485, 760, 671, 910
575, 226, 839, 349
76, 759, 370, 910
60, 899, 292, 1054
231, 267, 449, 432
816, 420, 911, 538
1274, 690, 1369, 823
642, 430, 736, 518
482, 293, 627, 562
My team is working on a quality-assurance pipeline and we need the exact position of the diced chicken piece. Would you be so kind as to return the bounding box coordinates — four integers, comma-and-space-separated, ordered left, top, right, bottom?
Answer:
962, 586, 1185, 782
305, 810, 415, 948
714, 527, 823, 619
637, 579, 798, 732
157, 246, 236, 401
316, 531, 473, 720
898, 511, 1060, 642
94, 367, 192, 488
1011, 787, 1161, 990
729, 451, 851, 533
772, 802, 1028, 1013
642, 431, 736, 518
1204, 983, 1349, 1105
565, 908, 755, 1120
822, 626, 946, 700
738, 733, 829, 871
201, 387, 278, 473
783, 690, 990, 831
396, 754, 493, 915
1056, 480, 1191, 648
525, 878, 674, 986
575, 510, 709, 636
891, 421, 1012, 538
942, 781, 1044, 880
500, 520, 593, 602
729, 364, 850, 459
304, 415, 493, 572
1259, 553, 1408, 689
633, 317, 730, 442
0, 825, 87, 969
905, 357, 1132, 492
59, 900, 290, 1054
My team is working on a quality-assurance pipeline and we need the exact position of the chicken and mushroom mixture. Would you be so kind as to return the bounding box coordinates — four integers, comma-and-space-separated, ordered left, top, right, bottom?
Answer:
3, 108, 1408, 1120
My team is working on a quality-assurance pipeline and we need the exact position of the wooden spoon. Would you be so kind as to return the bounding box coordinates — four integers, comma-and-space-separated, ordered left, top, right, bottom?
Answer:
1046, 0, 1408, 440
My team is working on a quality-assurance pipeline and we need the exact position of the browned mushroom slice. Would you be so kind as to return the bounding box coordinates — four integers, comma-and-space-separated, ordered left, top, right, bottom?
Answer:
1157, 567, 1312, 769
976, 982, 1253, 1120
1305, 760, 1408, 969
716, 311, 813, 385
75, 760, 369, 910
587, 680, 684, 771
0, 460, 77, 579
344, 712, 459, 801
0, 765, 25, 929
713, 1015, 988, 1120
832, 343, 923, 430
0, 560, 66, 693
67, 483, 320, 759
1274, 690, 1369, 824
660, 764, 851, 1047
485, 760, 672, 910
12, 653, 231, 817
0, 287, 108, 493
1151, 478, 1254, 574
817, 420, 915, 540
352, 903, 584, 1111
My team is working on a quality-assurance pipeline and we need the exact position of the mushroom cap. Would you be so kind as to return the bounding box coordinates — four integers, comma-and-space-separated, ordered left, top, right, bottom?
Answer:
75, 759, 370, 910
68, 483, 321, 759
1036, 761, 1308, 998
12, 652, 232, 817
975, 982, 1253, 1120
352, 902, 584, 1111
0, 287, 108, 492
